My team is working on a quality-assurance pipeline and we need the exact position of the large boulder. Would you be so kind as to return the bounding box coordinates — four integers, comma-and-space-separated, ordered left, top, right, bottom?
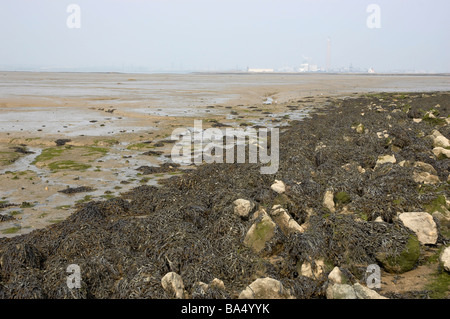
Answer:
238, 277, 292, 299
161, 272, 186, 299
398, 212, 438, 245
376, 234, 421, 273
243, 211, 276, 253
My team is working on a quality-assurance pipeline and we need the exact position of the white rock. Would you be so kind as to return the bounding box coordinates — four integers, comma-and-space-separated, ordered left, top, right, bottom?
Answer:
413, 171, 440, 184
210, 278, 225, 290
161, 272, 186, 299
440, 246, 450, 273
326, 284, 357, 299
374, 216, 384, 223
413, 161, 437, 175
233, 199, 254, 219
433, 147, 450, 159
353, 283, 388, 299
375, 154, 396, 167
412, 118, 422, 123
301, 259, 325, 279
323, 190, 336, 213
238, 277, 292, 299
270, 205, 305, 235
328, 267, 344, 284
398, 212, 438, 245
433, 135, 450, 148
357, 166, 366, 174
270, 180, 286, 194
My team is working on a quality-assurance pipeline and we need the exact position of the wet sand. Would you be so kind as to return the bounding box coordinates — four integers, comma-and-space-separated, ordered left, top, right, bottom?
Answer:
0, 72, 449, 237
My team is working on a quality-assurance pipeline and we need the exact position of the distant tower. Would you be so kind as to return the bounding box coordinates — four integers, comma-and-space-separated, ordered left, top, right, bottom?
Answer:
326, 37, 331, 72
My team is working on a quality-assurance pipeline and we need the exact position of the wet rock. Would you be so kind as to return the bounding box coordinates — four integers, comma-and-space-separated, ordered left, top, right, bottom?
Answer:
238, 277, 292, 299
440, 246, 450, 273
326, 284, 356, 299
58, 186, 94, 194
270, 180, 285, 194
161, 272, 187, 299
328, 266, 344, 284
233, 199, 255, 219
398, 212, 438, 245
353, 283, 388, 299
243, 211, 276, 253
55, 139, 71, 146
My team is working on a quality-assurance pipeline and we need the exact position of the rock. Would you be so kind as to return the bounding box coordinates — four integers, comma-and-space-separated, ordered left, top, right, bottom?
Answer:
243, 212, 276, 253
233, 199, 255, 219
434, 135, 450, 148
161, 272, 186, 299
431, 130, 450, 148
440, 246, 450, 273
357, 166, 366, 174
375, 154, 396, 167
376, 234, 421, 273
326, 284, 357, 299
270, 180, 286, 194
301, 259, 325, 279
238, 277, 292, 299
210, 278, 225, 290
328, 267, 344, 284
353, 283, 388, 299
323, 190, 336, 213
193, 281, 209, 294
413, 171, 440, 184
413, 161, 437, 175
398, 212, 438, 245
374, 216, 384, 223
355, 123, 365, 134
270, 205, 305, 235
412, 118, 422, 123
433, 147, 450, 159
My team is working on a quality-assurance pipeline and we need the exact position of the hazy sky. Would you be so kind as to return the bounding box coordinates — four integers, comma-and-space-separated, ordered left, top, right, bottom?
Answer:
0, 0, 449, 72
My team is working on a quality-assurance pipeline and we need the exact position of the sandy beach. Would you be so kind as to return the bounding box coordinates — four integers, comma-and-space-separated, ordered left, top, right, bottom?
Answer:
0, 72, 449, 237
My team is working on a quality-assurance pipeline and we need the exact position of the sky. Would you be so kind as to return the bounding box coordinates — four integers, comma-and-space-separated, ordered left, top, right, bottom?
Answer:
0, 0, 449, 73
